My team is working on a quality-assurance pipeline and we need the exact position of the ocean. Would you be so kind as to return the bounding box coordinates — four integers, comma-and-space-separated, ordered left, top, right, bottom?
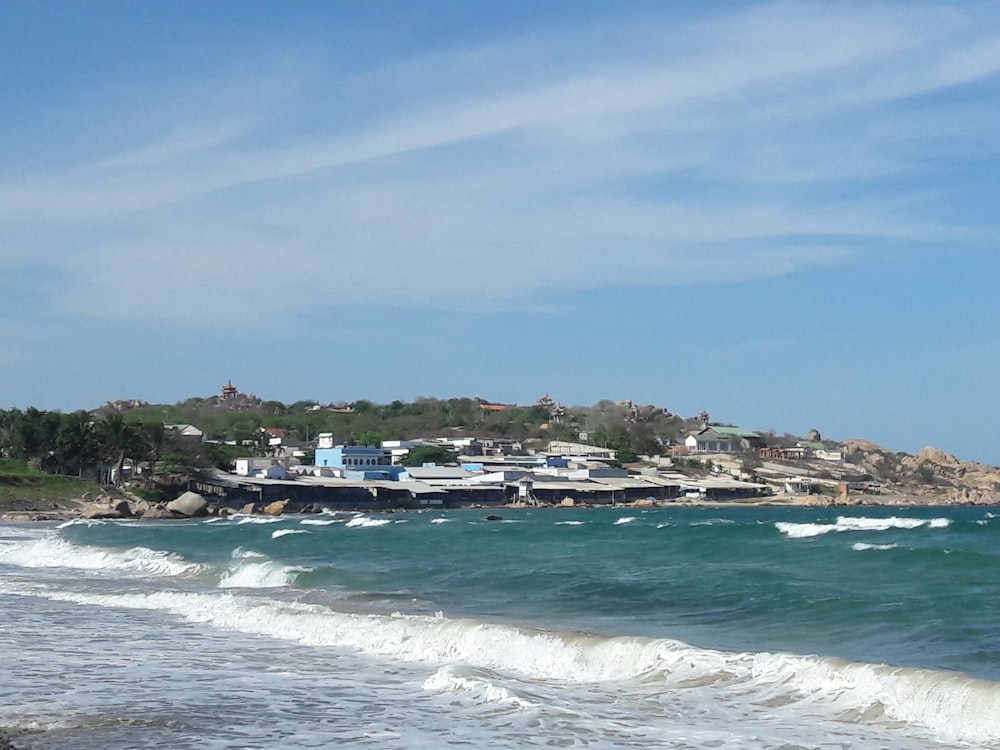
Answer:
2, 504, 1000, 749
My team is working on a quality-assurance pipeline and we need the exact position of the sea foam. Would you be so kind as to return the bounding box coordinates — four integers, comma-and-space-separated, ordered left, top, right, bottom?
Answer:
14, 585, 1000, 746
218, 549, 308, 589
9, 589, 1000, 745
345, 516, 394, 528
271, 529, 311, 539
776, 516, 952, 539
0, 535, 202, 578
422, 664, 539, 709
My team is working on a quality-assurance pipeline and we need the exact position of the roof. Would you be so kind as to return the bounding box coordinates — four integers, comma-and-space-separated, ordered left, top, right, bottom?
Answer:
710, 426, 761, 439
165, 423, 204, 437
688, 429, 730, 441
403, 467, 475, 480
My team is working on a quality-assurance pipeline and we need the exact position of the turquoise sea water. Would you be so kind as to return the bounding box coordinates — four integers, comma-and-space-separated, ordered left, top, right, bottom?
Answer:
3, 505, 1000, 748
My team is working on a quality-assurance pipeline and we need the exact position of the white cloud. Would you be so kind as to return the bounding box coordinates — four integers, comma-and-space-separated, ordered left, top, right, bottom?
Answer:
2, 2, 999, 325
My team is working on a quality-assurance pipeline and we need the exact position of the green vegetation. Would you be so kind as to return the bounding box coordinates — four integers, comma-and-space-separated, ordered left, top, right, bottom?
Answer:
401, 445, 459, 467
0, 458, 102, 509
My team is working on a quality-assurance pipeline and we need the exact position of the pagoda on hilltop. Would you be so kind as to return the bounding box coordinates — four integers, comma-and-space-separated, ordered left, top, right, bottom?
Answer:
222, 380, 238, 399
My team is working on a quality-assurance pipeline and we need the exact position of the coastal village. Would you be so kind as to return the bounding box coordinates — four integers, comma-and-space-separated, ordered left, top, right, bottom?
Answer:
109, 382, 984, 518
173, 384, 819, 513
4, 379, 998, 520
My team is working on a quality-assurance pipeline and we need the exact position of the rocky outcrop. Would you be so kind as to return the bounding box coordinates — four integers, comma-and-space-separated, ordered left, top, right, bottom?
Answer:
841, 439, 1000, 501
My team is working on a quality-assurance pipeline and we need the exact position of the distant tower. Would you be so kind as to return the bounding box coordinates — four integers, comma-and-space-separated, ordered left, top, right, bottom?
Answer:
222, 380, 238, 399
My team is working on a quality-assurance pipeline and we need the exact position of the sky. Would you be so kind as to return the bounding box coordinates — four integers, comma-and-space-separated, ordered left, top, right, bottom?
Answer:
2, 1, 1000, 464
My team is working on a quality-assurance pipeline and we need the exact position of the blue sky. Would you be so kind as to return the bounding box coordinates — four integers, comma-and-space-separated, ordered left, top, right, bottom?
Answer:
3, 1, 1000, 463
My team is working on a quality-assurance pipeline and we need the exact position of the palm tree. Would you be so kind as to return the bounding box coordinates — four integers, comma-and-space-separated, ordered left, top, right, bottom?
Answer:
136, 420, 165, 486
98, 414, 140, 487
11, 407, 45, 461
56, 411, 98, 477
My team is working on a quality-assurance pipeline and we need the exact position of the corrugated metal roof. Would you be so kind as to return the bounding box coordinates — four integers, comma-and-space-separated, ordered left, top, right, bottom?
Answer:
527, 480, 606, 492
633, 475, 682, 488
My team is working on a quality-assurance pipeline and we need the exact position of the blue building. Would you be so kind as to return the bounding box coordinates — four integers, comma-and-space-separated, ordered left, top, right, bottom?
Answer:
314, 435, 407, 480
315, 445, 391, 469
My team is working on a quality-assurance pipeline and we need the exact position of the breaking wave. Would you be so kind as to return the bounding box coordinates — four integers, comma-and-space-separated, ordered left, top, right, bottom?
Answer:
776, 516, 953, 539
217, 548, 308, 589
0, 535, 202, 578
9, 584, 1000, 747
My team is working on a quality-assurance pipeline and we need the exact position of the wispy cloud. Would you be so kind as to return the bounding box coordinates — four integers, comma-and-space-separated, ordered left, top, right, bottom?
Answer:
2, 2, 999, 326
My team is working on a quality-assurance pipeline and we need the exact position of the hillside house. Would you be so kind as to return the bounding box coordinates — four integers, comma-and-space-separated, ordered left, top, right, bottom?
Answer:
685, 429, 735, 453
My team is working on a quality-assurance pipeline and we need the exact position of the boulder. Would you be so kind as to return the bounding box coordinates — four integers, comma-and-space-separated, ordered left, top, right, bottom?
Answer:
109, 499, 133, 518
240, 502, 258, 515
262, 498, 290, 516
80, 502, 127, 519
166, 491, 209, 518
142, 505, 177, 520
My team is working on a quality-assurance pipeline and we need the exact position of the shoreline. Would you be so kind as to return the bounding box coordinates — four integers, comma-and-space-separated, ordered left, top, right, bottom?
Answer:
1, 492, 995, 522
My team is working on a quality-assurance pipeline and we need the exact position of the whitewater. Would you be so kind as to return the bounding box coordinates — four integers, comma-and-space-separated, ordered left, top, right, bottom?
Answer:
3, 505, 1000, 749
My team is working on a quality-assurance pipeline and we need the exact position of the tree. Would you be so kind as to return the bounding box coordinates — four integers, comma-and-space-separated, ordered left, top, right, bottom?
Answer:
55, 411, 98, 476
401, 445, 458, 467
136, 420, 166, 485
98, 414, 140, 486
350, 429, 385, 448
739, 450, 762, 481
10, 407, 45, 460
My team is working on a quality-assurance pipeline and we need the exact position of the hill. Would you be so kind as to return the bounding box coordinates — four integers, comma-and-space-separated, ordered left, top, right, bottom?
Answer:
4, 393, 999, 510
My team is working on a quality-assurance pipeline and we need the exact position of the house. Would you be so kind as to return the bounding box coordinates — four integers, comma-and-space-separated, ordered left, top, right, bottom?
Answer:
814, 449, 844, 462
314, 438, 408, 480
315, 445, 392, 469
685, 428, 736, 453
234, 457, 291, 477
686, 425, 764, 454
709, 426, 765, 451
165, 424, 206, 445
